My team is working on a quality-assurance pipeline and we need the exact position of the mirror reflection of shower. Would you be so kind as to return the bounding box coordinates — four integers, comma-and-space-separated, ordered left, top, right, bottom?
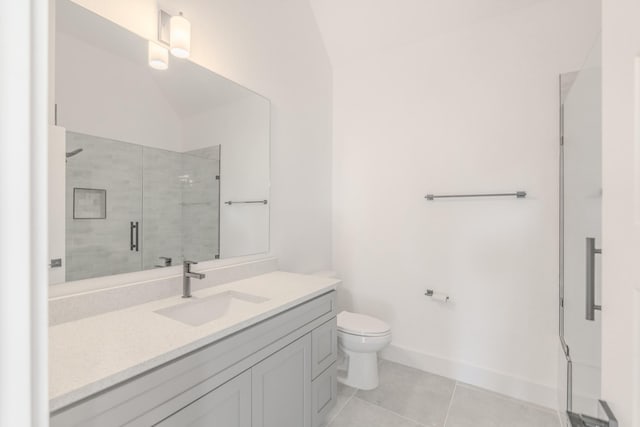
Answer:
64, 130, 222, 281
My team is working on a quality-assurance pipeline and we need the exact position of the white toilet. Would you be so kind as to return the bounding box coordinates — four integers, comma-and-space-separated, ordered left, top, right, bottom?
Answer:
337, 311, 392, 390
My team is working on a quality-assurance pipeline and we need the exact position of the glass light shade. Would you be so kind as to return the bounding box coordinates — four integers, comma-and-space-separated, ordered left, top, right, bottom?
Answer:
170, 14, 191, 58
148, 41, 169, 70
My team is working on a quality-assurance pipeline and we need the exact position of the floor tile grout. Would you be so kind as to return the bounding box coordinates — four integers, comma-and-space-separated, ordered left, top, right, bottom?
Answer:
351, 395, 429, 427
327, 387, 357, 426
442, 381, 458, 427
454, 381, 560, 416
329, 361, 562, 427
554, 406, 565, 427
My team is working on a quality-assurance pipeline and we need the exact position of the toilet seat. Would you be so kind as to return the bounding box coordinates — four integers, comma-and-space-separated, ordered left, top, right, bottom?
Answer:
337, 311, 391, 337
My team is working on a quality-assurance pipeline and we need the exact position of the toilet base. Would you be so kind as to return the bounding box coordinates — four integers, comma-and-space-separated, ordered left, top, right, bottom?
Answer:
337, 349, 379, 390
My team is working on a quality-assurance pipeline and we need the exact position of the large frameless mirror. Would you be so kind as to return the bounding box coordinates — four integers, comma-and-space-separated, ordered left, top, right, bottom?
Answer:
50, 0, 270, 284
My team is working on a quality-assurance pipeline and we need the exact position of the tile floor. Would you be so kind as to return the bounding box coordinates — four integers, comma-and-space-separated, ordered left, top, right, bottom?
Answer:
327, 360, 561, 427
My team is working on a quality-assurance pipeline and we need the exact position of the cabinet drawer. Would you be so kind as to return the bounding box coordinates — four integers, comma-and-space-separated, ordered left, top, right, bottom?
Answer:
311, 317, 337, 379
311, 363, 337, 427
155, 370, 251, 427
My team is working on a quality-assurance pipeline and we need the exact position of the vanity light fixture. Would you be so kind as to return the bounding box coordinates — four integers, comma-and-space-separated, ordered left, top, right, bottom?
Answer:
148, 41, 169, 70
169, 12, 191, 58
150, 10, 191, 69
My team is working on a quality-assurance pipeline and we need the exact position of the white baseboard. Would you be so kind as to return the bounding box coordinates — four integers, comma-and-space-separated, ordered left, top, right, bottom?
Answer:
380, 343, 559, 410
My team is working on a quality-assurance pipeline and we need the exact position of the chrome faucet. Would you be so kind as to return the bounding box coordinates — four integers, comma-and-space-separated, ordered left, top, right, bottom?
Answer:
182, 260, 205, 298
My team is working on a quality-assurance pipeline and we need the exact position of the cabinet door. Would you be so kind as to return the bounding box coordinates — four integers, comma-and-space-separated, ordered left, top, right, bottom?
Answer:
155, 370, 251, 427
311, 318, 337, 379
252, 334, 312, 427
312, 363, 337, 427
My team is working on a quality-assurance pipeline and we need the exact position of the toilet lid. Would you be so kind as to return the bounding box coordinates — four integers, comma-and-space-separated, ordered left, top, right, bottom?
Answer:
337, 311, 391, 337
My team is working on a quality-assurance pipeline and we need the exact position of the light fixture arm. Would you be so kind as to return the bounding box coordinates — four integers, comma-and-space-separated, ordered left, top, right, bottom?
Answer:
157, 10, 171, 46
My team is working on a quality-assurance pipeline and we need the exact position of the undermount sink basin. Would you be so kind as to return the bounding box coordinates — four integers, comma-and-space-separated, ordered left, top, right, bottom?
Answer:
155, 291, 270, 326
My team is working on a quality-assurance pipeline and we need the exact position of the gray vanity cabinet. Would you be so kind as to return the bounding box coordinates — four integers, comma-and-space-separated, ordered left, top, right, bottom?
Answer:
156, 370, 251, 427
50, 291, 337, 427
252, 335, 312, 427
159, 334, 318, 427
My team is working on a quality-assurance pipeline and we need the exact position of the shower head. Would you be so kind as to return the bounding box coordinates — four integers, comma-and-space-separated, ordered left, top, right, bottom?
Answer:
66, 148, 83, 158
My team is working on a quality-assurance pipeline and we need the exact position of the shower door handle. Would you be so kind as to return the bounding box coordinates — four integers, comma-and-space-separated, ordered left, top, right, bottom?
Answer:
130, 222, 134, 251
135, 221, 139, 252
130, 221, 139, 252
585, 237, 602, 321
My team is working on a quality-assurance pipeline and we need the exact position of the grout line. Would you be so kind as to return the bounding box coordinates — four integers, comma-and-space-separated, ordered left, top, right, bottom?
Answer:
454, 382, 558, 414
352, 396, 428, 427
327, 387, 358, 426
332, 360, 560, 427
554, 407, 565, 427
442, 381, 458, 427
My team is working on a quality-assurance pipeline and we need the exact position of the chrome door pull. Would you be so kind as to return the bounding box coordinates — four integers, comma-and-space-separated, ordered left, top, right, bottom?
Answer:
130, 221, 139, 252
135, 221, 139, 252
130, 221, 135, 251
585, 237, 602, 321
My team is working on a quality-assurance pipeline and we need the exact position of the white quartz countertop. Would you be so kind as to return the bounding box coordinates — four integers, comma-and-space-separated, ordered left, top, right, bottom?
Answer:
49, 271, 338, 412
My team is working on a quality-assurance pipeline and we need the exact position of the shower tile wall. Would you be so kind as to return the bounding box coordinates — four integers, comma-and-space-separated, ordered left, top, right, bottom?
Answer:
65, 131, 220, 282
142, 148, 183, 270
65, 132, 142, 281
183, 146, 220, 262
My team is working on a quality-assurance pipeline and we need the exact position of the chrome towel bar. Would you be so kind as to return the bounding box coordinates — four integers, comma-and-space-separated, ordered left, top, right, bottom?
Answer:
425, 191, 526, 201
224, 200, 268, 205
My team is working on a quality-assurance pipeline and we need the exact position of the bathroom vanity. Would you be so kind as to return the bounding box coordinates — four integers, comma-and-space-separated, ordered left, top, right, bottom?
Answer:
49, 272, 339, 427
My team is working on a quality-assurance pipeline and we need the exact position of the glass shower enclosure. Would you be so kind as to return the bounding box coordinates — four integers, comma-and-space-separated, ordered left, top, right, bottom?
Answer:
65, 131, 221, 282
559, 38, 616, 426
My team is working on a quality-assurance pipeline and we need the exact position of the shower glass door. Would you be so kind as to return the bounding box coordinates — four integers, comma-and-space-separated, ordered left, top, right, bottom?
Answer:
65, 130, 222, 281
141, 146, 221, 270
560, 37, 602, 420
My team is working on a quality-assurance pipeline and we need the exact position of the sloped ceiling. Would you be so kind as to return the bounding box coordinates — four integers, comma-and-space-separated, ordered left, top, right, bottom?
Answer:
309, 0, 551, 64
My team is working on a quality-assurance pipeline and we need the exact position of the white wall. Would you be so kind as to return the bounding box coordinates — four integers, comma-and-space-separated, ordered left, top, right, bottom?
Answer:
321, 0, 600, 408
0, 0, 49, 425
66, 0, 333, 273
601, 0, 640, 425
56, 32, 183, 151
